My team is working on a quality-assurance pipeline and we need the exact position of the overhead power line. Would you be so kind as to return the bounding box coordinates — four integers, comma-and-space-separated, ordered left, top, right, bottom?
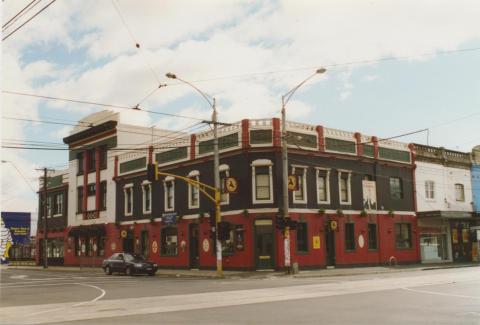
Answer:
2, 0, 40, 30
2, 90, 206, 121
2, 0, 56, 41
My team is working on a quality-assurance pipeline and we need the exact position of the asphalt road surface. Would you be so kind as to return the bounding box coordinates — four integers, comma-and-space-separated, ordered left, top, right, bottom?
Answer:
1, 267, 479, 325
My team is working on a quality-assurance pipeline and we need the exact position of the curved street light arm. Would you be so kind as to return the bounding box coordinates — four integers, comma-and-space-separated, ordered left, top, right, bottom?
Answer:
282, 71, 319, 106
174, 77, 215, 110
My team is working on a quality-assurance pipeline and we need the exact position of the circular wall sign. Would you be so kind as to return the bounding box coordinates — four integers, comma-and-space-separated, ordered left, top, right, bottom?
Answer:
330, 220, 338, 231
358, 234, 365, 248
151, 240, 158, 254
202, 239, 210, 253
120, 230, 127, 238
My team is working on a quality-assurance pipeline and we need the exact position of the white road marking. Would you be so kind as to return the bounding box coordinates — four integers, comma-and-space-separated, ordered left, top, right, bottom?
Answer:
2, 269, 479, 325
72, 283, 106, 306
401, 287, 480, 299
23, 283, 106, 317
0, 279, 138, 289
9, 275, 28, 279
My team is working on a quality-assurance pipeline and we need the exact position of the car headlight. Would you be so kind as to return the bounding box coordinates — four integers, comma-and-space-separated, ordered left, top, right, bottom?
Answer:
153, 264, 157, 267
134, 263, 143, 268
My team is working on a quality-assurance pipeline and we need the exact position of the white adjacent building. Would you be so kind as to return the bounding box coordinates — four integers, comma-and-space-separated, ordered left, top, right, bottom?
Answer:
413, 144, 475, 263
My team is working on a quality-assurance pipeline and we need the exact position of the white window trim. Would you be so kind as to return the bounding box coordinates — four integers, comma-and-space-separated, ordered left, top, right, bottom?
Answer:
164, 177, 175, 212
188, 173, 200, 209
251, 159, 274, 204
124, 183, 133, 216
142, 180, 152, 214
315, 167, 331, 204
338, 170, 352, 205
219, 164, 230, 206
292, 165, 308, 204
455, 183, 465, 202
53, 193, 63, 217
424, 180, 435, 201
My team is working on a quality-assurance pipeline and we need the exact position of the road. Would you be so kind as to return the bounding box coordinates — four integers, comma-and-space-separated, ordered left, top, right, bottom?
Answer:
1, 267, 479, 324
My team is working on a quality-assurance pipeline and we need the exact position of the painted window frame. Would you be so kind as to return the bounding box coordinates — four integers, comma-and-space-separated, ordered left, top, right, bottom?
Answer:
425, 180, 435, 200
124, 183, 133, 217
395, 222, 412, 249
315, 167, 331, 204
251, 159, 274, 204
389, 177, 404, 200
367, 223, 378, 250
53, 193, 63, 217
161, 226, 178, 256
296, 222, 309, 253
219, 164, 230, 205
164, 176, 175, 212
338, 170, 352, 205
292, 165, 308, 204
187, 170, 200, 209
455, 183, 465, 202
142, 180, 152, 214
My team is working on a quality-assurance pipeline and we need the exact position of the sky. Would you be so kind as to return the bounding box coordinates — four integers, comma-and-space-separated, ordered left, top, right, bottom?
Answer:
1, 0, 480, 231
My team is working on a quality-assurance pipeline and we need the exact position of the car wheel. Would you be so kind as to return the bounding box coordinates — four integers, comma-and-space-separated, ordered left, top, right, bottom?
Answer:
125, 267, 134, 276
105, 265, 112, 275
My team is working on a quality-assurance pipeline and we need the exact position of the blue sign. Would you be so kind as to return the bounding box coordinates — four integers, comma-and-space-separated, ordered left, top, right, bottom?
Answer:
161, 212, 178, 225
1, 212, 31, 245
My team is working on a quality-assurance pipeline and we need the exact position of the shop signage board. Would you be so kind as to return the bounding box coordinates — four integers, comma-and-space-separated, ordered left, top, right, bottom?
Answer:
162, 213, 178, 225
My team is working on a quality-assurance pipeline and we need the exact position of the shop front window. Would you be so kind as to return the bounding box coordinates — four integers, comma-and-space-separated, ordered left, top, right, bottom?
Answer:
420, 233, 449, 261
161, 227, 178, 256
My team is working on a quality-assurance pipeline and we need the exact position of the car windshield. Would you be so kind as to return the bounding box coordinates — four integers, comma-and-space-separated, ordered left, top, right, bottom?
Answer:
124, 253, 145, 262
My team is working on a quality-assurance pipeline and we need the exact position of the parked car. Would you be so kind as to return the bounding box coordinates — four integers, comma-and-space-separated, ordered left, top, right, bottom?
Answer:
102, 252, 158, 276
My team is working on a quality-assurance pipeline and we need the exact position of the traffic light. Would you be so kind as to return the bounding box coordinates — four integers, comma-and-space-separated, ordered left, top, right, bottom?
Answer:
218, 221, 231, 241
275, 215, 285, 230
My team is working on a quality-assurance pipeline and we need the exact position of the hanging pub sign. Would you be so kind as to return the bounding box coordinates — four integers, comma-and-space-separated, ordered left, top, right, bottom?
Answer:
287, 175, 298, 191
225, 177, 238, 193
362, 180, 377, 211
162, 212, 178, 225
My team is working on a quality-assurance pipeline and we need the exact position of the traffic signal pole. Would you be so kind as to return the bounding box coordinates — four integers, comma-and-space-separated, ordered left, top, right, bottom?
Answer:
154, 163, 223, 277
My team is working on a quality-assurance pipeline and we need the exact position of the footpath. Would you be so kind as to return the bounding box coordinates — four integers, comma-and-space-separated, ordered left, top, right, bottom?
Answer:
3, 262, 479, 279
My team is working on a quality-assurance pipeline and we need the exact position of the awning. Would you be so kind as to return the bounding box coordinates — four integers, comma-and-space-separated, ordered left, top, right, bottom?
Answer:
68, 224, 106, 237
417, 211, 474, 219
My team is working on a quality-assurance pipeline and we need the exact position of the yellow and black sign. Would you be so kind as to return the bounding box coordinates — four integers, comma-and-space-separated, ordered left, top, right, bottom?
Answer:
330, 220, 338, 231
120, 230, 127, 238
287, 175, 298, 191
225, 177, 238, 193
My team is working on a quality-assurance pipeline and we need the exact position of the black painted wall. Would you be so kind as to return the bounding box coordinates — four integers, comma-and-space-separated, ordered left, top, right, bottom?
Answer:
115, 149, 415, 222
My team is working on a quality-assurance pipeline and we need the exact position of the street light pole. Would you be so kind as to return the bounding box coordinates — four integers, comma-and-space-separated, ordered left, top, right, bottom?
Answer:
281, 68, 326, 274
166, 73, 223, 277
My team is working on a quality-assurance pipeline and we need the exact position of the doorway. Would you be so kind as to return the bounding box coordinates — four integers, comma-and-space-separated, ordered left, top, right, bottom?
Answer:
123, 230, 134, 254
325, 223, 336, 266
254, 219, 275, 270
189, 223, 199, 268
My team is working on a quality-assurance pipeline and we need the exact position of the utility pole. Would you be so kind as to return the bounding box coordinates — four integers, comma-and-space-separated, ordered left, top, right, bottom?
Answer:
38, 167, 54, 268
212, 98, 223, 276
281, 96, 291, 274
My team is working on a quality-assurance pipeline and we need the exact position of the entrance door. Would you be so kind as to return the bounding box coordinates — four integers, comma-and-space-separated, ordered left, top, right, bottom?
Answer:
255, 219, 275, 270
123, 230, 134, 254
325, 224, 336, 266
189, 224, 199, 268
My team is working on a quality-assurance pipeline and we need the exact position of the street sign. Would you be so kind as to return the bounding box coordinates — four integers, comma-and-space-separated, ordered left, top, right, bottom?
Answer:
162, 213, 178, 225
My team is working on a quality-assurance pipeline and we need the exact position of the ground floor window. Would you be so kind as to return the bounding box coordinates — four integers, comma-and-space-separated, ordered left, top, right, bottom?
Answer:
368, 223, 377, 250
420, 233, 449, 261
43, 238, 64, 258
296, 222, 308, 253
345, 222, 355, 251
395, 223, 412, 249
74, 236, 105, 257
161, 227, 178, 256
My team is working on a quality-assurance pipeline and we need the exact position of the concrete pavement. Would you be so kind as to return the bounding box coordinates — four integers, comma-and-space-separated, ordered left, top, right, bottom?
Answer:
4, 262, 479, 279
